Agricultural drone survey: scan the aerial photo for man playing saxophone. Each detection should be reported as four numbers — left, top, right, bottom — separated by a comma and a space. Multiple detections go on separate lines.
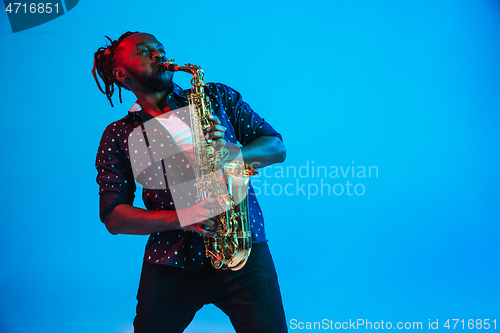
93, 32, 287, 332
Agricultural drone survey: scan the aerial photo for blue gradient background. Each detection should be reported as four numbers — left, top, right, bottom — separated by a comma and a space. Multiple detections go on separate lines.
1, 1, 499, 332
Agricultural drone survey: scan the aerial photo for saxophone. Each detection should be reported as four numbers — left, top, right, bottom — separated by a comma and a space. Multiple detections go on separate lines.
164, 60, 258, 270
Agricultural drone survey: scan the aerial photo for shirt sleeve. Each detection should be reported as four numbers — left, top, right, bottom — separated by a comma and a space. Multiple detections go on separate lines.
210, 83, 283, 146
95, 123, 136, 223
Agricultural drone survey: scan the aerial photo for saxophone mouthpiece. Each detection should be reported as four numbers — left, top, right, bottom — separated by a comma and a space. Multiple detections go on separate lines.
164, 63, 178, 71
164, 59, 178, 72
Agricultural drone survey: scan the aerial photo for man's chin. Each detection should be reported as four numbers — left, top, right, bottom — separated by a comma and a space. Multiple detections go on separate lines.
140, 77, 173, 93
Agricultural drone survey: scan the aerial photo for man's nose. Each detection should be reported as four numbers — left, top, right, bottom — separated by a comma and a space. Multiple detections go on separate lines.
152, 50, 164, 60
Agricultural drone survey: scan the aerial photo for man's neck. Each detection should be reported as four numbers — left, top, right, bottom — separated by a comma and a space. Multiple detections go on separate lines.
135, 88, 172, 118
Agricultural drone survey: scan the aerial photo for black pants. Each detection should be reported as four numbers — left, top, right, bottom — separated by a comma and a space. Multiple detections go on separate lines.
133, 242, 287, 333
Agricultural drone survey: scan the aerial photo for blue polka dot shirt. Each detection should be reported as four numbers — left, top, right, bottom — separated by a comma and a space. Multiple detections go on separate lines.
96, 83, 283, 268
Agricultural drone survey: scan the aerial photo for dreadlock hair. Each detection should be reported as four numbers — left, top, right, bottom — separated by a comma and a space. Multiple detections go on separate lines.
92, 31, 139, 107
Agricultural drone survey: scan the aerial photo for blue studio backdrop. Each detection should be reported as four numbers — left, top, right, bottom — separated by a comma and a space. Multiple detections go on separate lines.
0, 0, 499, 332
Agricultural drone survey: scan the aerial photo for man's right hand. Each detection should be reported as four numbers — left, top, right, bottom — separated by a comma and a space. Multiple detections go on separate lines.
176, 197, 222, 237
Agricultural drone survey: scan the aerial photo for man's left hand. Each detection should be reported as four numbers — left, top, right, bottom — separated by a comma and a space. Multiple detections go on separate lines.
204, 114, 226, 148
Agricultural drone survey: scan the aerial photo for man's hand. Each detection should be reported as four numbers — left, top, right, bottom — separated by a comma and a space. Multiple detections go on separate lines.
176, 197, 221, 237
204, 114, 226, 148
105, 198, 222, 236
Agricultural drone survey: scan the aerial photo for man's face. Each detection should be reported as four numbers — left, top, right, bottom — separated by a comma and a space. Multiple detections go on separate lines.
116, 33, 173, 93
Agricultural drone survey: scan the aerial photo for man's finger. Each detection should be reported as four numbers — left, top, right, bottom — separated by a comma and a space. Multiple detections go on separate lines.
204, 218, 216, 227
200, 197, 220, 208
205, 132, 225, 141
199, 226, 217, 238
208, 115, 221, 125
205, 124, 226, 133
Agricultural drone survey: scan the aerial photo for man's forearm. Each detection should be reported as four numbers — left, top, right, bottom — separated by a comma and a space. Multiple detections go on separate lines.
104, 204, 179, 235
103, 137, 285, 235
238, 136, 286, 168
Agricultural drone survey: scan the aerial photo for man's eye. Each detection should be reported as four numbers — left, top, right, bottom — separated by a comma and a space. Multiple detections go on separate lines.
137, 49, 148, 55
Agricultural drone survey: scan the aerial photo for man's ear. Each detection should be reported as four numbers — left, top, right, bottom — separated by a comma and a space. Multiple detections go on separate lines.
113, 68, 127, 84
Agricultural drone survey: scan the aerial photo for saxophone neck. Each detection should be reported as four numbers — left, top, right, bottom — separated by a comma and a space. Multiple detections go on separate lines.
164, 60, 205, 87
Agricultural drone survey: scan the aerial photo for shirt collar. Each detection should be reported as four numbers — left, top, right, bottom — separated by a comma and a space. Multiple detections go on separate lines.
128, 83, 187, 114
172, 83, 188, 99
